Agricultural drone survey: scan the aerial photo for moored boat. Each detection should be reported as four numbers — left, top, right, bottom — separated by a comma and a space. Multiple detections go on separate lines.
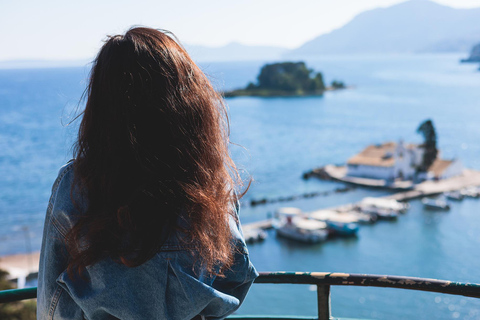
461, 186, 480, 198
422, 197, 450, 210
359, 205, 398, 220
444, 190, 464, 201
244, 228, 267, 243
276, 218, 329, 243
360, 197, 409, 213
325, 221, 359, 237
275, 208, 329, 243
309, 210, 359, 236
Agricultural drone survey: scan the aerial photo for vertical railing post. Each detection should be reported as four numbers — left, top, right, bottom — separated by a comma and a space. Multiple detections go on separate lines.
317, 284, 331, 320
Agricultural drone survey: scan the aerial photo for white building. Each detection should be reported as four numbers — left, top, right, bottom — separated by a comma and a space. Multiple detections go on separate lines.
346, 141, 462, 181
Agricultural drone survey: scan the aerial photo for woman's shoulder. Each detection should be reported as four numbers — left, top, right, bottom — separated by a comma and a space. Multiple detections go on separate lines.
49, 160, 75, 194
47, 160, 81, 238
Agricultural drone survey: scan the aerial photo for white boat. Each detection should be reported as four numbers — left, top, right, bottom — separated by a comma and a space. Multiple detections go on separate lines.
444, 191, 464, 201
422, 197, 450, 210
310, 209, 357, 222
349, 211, 377, 224
309, 210, 359, 236
244, 228, 267, 243
461, 187, 480, 198
360, 197, 409, 213
275, 208, 328, 243
276, 218, 329, 243
275, 207, 303, 217
335, 205, 376, 224
358, 205, 398, 220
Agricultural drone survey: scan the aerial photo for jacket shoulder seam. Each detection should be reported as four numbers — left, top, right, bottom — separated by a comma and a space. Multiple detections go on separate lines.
48, 163, 76, 238
51, 163, 74, 195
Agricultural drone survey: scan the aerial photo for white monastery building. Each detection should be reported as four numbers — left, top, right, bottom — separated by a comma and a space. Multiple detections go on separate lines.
346, 141, 463, 181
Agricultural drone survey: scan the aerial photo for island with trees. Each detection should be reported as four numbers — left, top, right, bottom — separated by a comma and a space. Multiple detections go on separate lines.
224, 61, 346, 97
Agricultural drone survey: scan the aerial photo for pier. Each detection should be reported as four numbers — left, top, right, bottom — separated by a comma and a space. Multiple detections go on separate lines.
243, 168, 480, 232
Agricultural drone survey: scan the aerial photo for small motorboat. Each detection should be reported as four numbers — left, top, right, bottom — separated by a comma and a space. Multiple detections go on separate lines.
359, 205, 398, 220
244, 228, 267, 243
325, 221, 359, 237
422, 197, 450, 210
276, 218, 329, 243
444, 191, 464, 201
309, 210, 360, 236
461, 187, 480, 198
360, 197, 409, 214
275, 207, 328, 243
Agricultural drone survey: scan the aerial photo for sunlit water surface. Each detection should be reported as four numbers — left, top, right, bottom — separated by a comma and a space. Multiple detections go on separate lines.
1, 54, 480, 319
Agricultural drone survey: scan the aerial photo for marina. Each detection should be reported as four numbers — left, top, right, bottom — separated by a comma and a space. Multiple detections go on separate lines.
243, 169, 480, 241
9, 168, 479, 289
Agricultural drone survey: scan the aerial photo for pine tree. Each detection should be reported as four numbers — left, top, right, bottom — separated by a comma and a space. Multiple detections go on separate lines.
416, 119, 438, 172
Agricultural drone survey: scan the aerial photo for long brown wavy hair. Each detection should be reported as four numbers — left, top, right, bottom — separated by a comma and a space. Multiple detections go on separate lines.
67, 27, 243, 277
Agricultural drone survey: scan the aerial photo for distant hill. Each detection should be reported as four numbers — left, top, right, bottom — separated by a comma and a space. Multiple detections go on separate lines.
0, 59, 90, 69
288, 0, 480, 56
0, 44, 288, 67
461, 43, 480, 63
185, 42, 288, 62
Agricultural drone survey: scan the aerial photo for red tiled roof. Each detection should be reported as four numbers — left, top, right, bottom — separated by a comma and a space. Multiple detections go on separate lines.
347, 142, 396, 167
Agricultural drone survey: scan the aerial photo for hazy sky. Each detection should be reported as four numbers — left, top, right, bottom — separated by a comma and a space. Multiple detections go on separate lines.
2, 0, 480, 61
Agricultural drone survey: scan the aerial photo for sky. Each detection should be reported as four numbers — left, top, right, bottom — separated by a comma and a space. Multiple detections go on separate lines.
1, 0, 480, 61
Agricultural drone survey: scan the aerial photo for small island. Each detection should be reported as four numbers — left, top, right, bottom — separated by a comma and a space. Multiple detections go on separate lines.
224, 61, 346, 98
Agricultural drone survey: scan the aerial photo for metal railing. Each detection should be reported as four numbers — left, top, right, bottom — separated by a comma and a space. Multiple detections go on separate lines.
1, 272, 480, 319
0, 286, 36, 304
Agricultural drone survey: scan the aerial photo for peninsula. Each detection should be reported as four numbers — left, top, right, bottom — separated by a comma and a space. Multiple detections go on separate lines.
224, 61, 346, 98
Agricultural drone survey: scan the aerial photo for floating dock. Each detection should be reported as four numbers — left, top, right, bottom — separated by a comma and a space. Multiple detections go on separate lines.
3, 169, 480, 287
243, 168, 480, 231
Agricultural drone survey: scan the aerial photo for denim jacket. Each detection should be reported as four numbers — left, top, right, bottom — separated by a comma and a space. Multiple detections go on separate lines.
37, 162, 258, 320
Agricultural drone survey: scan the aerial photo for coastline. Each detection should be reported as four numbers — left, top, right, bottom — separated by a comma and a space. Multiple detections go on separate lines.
0, 252, 40, 281
223, 86, 349, 98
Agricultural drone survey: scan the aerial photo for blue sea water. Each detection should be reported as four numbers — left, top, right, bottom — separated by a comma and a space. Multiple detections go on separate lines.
1, 54, 480, 319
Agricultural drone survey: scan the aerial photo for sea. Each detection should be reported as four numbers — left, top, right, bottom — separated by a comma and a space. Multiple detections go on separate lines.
1, 54, 480, 319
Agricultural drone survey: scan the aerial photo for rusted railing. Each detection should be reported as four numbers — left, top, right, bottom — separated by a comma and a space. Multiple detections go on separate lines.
1, 272, 480, 320
246, 272, 480, 320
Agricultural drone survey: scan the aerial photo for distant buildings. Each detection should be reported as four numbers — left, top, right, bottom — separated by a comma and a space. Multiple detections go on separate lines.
346, 141, 463, 182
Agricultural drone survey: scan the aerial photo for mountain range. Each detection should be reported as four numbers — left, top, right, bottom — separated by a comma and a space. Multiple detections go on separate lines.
289, 0, 480, 56
185, 43, 287, 62
188, 0, 480, 62
2, 0, 480, 66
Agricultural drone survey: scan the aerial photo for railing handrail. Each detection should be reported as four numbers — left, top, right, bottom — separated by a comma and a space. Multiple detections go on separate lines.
255, 272, 480, 298
0, 287, 36, 303
2, 272, 480, 319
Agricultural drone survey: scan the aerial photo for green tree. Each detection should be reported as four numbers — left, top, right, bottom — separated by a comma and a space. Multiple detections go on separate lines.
256, 62, 325, 93
311, 73, 326, 91
331, 80, 345, 89
416, 119, 438, 172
